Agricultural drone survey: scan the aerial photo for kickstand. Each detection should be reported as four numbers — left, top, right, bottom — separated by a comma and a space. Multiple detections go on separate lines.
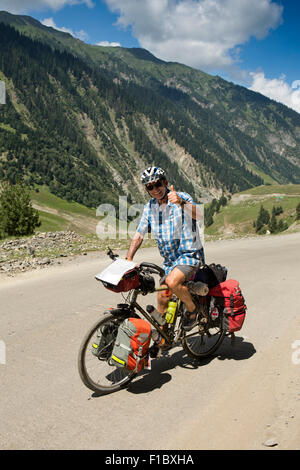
230, 333, 236, 346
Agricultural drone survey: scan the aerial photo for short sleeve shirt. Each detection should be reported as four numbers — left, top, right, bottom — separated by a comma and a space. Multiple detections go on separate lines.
137, 191, 205, 275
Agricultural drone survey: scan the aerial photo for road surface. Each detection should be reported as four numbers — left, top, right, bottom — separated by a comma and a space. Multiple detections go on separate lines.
0, 232, 300, 450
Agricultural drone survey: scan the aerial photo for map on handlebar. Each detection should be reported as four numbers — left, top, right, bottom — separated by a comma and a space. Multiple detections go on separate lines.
95, 259, 136, 286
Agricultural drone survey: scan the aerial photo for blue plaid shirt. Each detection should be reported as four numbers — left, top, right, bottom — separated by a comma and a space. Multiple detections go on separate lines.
137, 190, 205, 275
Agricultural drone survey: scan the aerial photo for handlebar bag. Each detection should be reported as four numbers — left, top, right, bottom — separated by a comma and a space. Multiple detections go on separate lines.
101, 268, 140, 293
208, 279, 247, 333
110, 318, 151, 372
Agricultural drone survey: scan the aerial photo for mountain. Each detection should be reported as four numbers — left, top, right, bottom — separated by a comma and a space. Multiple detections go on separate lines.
1, 11, 300, 208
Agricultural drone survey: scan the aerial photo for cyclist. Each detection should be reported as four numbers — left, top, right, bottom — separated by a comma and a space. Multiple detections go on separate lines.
126, 166, 205, 331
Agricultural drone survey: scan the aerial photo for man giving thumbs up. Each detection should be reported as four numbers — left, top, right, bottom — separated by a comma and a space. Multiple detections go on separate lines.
126, 166, 205, 332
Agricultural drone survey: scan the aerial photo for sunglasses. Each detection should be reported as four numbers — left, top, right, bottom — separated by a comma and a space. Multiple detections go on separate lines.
146, 180, 164, 191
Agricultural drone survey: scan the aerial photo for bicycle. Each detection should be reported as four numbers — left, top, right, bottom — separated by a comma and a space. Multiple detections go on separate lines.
78, 249, 226, 394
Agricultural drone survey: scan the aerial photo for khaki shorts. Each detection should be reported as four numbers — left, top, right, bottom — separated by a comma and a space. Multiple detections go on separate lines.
160, 264, 199, 285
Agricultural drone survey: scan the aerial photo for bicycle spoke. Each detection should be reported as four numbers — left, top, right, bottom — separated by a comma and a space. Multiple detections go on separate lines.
182, 314, 225, 358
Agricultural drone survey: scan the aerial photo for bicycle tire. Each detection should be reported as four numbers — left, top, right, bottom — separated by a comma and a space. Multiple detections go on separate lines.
78, 314, 136, 394
181, 312, 226, 359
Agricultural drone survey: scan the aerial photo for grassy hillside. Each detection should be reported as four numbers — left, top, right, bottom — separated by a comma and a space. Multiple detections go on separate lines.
241, 184, 300, 196
204, 185, 300, 240
30, 186, 98, 234
32, 184, 300, 242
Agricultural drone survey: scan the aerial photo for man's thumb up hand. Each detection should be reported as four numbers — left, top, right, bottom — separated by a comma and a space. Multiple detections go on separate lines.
168, 184, 181, 204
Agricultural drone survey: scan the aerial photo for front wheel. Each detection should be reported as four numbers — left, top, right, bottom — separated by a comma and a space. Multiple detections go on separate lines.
182, 312, 226, 359
78, 314, 136, 394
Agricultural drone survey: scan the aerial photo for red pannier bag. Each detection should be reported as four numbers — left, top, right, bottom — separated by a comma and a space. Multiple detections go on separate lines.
208, 279, 247, 333
100, 268, 140, 293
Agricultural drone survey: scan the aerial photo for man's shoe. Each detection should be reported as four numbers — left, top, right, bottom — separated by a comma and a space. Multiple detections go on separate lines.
182, 313, 199, 331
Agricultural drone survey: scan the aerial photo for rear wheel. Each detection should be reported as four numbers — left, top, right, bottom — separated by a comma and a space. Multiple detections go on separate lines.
182, 311, 226, 359
78, 314, 136, 394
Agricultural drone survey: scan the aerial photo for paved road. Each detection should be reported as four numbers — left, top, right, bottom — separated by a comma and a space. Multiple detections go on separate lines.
1, 233, 300, 450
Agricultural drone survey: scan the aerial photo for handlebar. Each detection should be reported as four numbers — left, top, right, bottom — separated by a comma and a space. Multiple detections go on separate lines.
139, 262, 165, 278
107, 247, 119, 261
106, 248, 165, 278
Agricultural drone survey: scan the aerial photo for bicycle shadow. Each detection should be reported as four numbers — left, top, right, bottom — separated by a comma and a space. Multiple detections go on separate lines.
215, 335, 256, 361
126, 336, 256, 395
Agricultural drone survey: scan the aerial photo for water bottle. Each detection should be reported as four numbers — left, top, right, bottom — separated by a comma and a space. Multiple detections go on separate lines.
165, 296, 177, 324
151, 329, 165, 347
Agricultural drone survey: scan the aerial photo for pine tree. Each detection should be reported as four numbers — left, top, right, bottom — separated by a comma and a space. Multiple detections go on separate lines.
255, 205, 270, 232
205, 212, 214, 227
296, 201, 300, 220
278, 219, 288, 232
262, 206, 270, 225
268, 212, 278, 234
219, 195, 227, 207
273, 205, 283, 216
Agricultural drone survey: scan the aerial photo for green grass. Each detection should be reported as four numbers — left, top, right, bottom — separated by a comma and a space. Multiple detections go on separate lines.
30, 185, 97, 218
239, 184, 300, 196
38, 210, 70, 232
205, 185, 300, 238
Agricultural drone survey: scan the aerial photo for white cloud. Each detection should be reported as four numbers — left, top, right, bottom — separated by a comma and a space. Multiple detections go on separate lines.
104, 0, 283, 72
41, 17, 89, 41
41, 17, 73, 34
249, 72, 300, 114
292, 80, 300, 90
97, 41, 121, 47
0, 0, 94, 14
75, 29, 89, 41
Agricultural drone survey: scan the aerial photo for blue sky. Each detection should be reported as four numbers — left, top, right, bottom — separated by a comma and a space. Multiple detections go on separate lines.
1, 0, 299, 113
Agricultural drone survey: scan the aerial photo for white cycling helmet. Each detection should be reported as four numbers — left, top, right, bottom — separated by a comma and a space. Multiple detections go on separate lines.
141, 166, 166, 185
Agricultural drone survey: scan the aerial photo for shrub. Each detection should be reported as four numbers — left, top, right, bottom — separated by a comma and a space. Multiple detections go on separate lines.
0, 182, 41, 238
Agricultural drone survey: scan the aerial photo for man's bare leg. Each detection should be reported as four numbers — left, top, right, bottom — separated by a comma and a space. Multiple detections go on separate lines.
165, 267, 196, 314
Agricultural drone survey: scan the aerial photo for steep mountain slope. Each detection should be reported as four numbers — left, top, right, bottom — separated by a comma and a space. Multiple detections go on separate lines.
1, 12, 300, 208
